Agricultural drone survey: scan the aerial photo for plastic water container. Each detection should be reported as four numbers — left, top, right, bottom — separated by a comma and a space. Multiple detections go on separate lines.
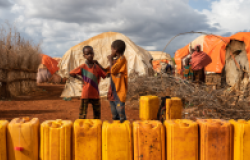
165, 119, 198, 160
73, 119, 102, 160
139, 96, 160, 120
0, 120, 8, 160
197, 119, 232, 160
40, 119, 72, 160
7, 117, 39, 160
230, 119, 250, 160
102, 120, 133, 160
166, 97, 183, 120
133, 120, 165, 160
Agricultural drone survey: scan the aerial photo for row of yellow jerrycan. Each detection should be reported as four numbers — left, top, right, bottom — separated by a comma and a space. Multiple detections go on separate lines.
1, 118, 250, 160
139, 96, 182, 120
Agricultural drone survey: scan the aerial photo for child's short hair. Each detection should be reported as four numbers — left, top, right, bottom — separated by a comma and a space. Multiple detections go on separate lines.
111, 40, 126, 54
83, 46, 93, 54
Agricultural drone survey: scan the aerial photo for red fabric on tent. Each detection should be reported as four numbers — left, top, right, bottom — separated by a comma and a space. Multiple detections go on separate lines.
191, 50, 212, 71
41, 54, 59, 75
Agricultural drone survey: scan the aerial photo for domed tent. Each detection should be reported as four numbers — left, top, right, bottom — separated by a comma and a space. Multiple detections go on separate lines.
57, 32, 154, 97
149, 51, 172, 73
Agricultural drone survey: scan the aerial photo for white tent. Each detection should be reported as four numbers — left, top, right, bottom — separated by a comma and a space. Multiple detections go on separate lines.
57, 32, 154, 97
149, 51, 172, 60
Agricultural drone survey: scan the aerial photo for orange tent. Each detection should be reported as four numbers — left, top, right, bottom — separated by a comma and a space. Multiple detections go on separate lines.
230, 32, 250, 70
152, 59, 169, 73
175, 35, 230, 73
41, 54, 59, 75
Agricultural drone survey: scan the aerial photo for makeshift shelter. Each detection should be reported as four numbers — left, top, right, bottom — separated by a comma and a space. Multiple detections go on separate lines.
57, 32, 154, 97
225, 32, 250, 88
149, 51, 172, 73
37, 54, 61, 83
174, 35, 230, 89
175, 35, 230, 74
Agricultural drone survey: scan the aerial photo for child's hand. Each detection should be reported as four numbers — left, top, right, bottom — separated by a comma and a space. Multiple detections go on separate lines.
93, 60, 99, 65
106, 73, 111, 78
107, 55, 111, 59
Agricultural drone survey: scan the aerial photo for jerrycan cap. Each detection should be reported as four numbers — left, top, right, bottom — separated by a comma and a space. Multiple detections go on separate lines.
14, 147, 24, 151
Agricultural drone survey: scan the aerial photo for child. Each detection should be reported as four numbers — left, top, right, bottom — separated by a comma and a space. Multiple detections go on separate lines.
69, 46, 106, 119
106, 40, 128, 123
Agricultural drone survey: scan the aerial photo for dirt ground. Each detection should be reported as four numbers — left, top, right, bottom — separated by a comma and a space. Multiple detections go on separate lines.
0, 84, 139, 122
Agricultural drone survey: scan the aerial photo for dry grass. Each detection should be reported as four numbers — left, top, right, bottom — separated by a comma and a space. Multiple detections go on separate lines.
0, 24, 42, 71
0, 23, 42, 97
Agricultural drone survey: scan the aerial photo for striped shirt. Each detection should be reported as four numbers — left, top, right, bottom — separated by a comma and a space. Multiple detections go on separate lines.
70, 63, 106, 99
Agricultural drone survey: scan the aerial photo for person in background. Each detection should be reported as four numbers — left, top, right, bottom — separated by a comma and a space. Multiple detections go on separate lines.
165, 63, 172, 75
191, 45, 211, 84
106, 40, 128, 123
183, 58, 193, 81
69, 46, 107, 119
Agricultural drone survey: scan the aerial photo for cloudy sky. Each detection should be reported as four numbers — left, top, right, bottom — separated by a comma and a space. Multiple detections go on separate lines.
0, 0, 249, 57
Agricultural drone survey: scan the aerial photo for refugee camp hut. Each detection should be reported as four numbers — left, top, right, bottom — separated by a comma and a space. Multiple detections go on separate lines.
0, 33, 41, 98
225, 32, 250, 100
37, 54, 62, 84
175, 35, 230, 88
149, 51, 172, 73
57, 32, 154, 97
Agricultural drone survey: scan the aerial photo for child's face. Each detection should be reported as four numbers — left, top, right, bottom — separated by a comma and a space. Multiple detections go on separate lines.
83, 48, 94, 63
111, 46, 117, 57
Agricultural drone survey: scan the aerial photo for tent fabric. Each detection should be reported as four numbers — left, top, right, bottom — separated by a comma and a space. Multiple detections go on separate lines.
53, 57, 61, 63
191, 50, 212, 71
152, 60, 168, 73
175, 35, 230, 73
230, 32, 250, 70
149, 51, 171, 73
57, 32, 154, 97
41, 54, 59, 75
37, 68, 52, 83
149, 51, 172, 60
175, 44, 189, 74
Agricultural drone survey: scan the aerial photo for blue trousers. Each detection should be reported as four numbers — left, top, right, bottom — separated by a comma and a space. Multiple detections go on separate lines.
110, 101, 127, 122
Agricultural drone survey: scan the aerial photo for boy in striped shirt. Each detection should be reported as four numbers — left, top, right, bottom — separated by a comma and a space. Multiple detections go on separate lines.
70, 46, 106, 119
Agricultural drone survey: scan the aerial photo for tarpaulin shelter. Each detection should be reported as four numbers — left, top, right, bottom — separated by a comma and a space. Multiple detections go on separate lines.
57, 32, 154, 97
225, 32, 250, 87
149, 51, 172, 73
37, 54, 61, 83
175, 35, 230, 74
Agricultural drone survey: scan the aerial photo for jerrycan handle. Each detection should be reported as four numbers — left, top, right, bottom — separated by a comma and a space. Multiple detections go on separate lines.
14, 146, 24, 151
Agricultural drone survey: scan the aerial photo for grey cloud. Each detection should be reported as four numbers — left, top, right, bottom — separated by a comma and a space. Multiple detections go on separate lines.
10, 0, 218, 57
0, 0, 12, 8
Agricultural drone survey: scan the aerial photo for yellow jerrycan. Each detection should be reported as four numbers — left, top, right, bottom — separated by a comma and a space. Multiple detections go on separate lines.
166, 97, 183, 120
40, 119, 72, 160
164, 119, 198, 160
197, 119, 232, 160
7, 117, 39, 160
229, 119, 250, 160
0, 120, 8, 160
73, 119, 102, 160
133, 120, 165, 160
102, 120, 133, 160
139, 96, 160, 120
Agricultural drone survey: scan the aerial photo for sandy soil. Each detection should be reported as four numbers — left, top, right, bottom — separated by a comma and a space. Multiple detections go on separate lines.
0, 84, 139, 122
